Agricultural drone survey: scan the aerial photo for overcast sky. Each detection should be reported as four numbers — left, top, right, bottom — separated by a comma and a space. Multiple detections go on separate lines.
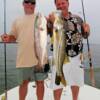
0, 0, 100, 44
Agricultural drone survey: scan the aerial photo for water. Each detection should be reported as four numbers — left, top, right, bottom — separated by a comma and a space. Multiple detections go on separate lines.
0, 43, 100, 94
0, 44, 18, 94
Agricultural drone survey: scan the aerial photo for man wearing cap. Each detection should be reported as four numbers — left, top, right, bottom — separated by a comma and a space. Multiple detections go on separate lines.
1, 0, 48, 100
47, 0, 90, 100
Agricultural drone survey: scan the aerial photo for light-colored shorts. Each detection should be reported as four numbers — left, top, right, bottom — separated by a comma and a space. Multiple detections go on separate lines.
50, 54, 84, 90
16, 66, 48, 85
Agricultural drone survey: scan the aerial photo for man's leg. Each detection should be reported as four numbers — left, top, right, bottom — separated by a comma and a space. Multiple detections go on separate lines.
19, 80, 29, 100
36, 81, 44, 100
53, 88, 63, 100
71, 86, 79, 100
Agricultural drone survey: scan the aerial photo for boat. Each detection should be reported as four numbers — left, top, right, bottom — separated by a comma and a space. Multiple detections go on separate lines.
0, 78, 100, 100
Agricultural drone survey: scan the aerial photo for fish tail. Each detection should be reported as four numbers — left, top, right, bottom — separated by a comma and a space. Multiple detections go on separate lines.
55, 73, 61, 85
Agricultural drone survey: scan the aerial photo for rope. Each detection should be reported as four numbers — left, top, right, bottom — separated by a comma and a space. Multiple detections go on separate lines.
81, 0, 95, 87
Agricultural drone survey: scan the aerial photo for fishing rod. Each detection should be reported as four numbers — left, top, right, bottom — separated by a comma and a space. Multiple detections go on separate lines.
3, 0, 8, 99
81, 0, 95, 87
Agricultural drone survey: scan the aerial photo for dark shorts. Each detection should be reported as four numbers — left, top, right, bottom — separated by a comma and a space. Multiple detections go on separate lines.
16, 67, 48, 85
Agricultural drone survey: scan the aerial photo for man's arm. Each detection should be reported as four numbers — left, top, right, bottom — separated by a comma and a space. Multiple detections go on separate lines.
74, 14, 90, 39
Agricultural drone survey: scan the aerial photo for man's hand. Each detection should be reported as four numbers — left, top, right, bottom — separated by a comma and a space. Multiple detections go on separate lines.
37, 62, 42, 68
1, 34, 10, 42
48, 12, 55, 24
83, 23, 90, 33
82, 23, 90, 38
1, 34, 16, 42
34, 62, 43, 72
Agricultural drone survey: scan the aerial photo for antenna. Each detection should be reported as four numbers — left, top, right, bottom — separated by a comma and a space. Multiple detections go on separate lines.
3, 0, 8, 99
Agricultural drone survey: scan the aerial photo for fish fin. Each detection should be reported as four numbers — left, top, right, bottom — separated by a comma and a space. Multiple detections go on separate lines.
64, 55, 70, 64
61, 76, 67, 86
1, 95, 6, 100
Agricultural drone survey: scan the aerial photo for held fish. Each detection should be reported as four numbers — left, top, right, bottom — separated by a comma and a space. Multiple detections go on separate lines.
34, 13, 47, 68
53, 12, 69, 86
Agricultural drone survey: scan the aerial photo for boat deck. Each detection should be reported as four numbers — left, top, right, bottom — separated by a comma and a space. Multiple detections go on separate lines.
0, 80, 100, 100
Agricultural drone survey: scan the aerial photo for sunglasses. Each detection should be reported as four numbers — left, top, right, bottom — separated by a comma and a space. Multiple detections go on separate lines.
24, 1, 36, 5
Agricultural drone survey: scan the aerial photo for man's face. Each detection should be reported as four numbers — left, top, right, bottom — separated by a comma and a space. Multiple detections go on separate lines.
55, 0, 69, 11
23, 1, 35, 14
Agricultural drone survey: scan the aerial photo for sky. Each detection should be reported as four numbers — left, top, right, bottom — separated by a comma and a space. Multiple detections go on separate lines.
0, 0, 100, 44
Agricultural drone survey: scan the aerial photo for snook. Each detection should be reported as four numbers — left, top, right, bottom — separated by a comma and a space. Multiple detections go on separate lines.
34, 13, 47, 68
53, 14, 69, 86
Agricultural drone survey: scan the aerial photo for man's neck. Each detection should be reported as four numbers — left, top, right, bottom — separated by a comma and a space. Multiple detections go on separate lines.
25, 11, 34, 15
62, 11, 71, 20
62, 11, 69, 19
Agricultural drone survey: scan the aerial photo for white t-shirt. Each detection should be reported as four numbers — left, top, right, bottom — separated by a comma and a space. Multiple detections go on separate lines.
9, 14, 38, 68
